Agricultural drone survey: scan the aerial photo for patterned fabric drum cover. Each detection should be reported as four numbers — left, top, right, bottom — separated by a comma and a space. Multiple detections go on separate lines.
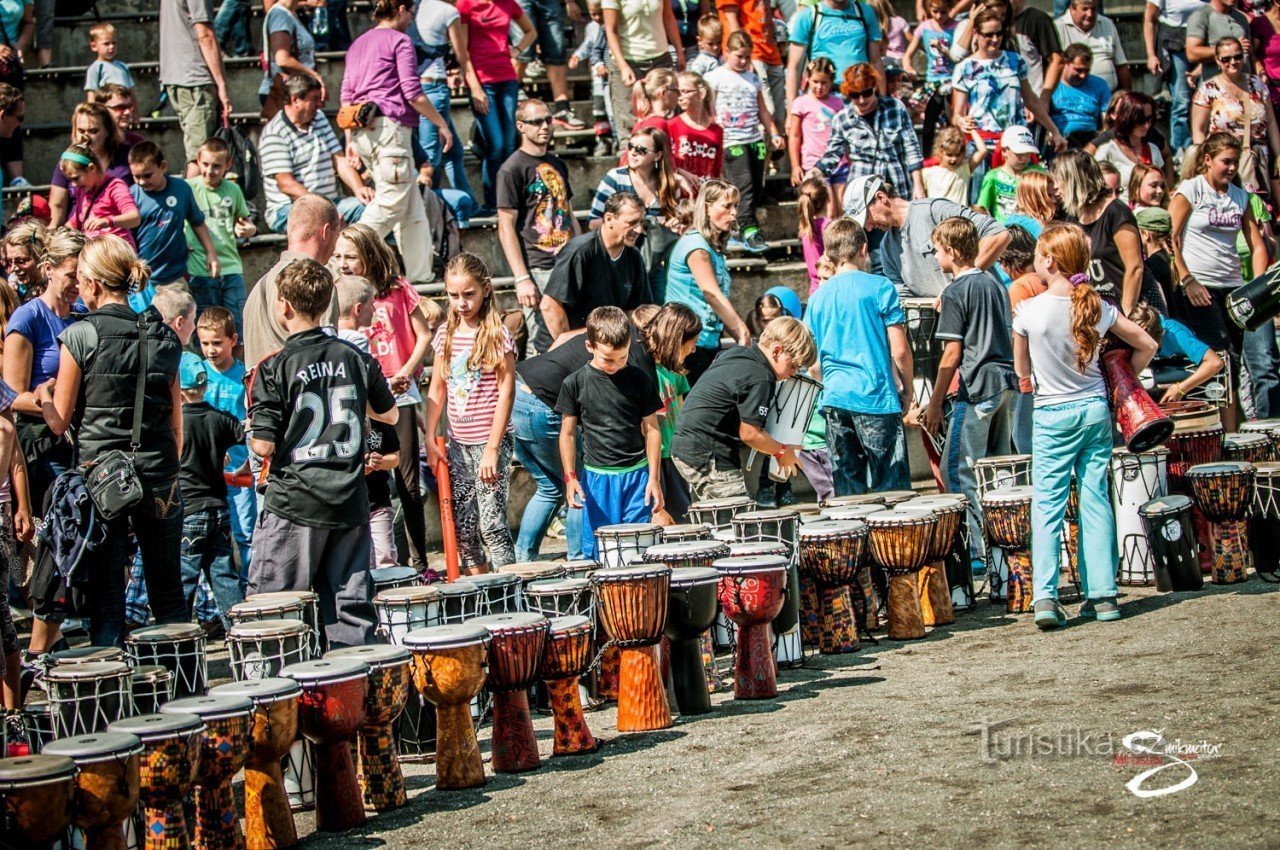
42, 731, 144, 850
326, 644, 413, 811
160, 696, 254, 850
108, 712, 205, 850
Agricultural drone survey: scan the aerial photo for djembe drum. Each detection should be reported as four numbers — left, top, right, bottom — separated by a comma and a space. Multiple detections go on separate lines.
1223, 432, 1273, 463
902, 495, 963, 626
370, 566, 420, 595
903, 297, 943, 404
227, 619, 314, 681
1186, 462, 1257, 584
374, 585, 443, 645
981, 487, 1035, 613
0, 754, 76, 848
403, 624, 491, 790
229, 591, 322, 658
108, 712, 204, 850
1253, 462, 1280, 574
1101, 346, 1174, 452
497, 561, 568, 609
661, 523, 714, 542
130, 666, 175, 716
326, 644, 413, 810
42, 732, 143, 850
1139, 495, 1203, 592
975, 454, 1032, 601
594, 523, 664, 569
719, 540, 791, 648
126, 624, 208, 699
732, 508, 803, 667
539, 615, 598, 754
645, 540, 731, 692
46, 661, 132, 738
663, 567, 721, 714
866, 508, 938, 637
1111, 448, 1169, 586
472, 613, 549, 772
437, 580, 485, 623
796, 521, 867, 654
279, 659, 370, 832
591, 565, 672, 731
714, 555, 788, 699
207, 678, 302, 850
20, 700, 56, 754
524, 577, 594, 618
816, 505, 885, 627
466, 573, 523, 615
161, 696, 253, 850
687, 496, 754, 529
1164, 409, 1224, 574
1238, 418, 1280, 458
561, 559, 600, 578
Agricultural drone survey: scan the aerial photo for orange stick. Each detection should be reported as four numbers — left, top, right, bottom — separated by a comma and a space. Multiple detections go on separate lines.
435, 435, 461, 581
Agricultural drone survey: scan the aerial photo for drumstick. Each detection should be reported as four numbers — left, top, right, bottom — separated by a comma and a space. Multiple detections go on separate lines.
435, 435, 461, 581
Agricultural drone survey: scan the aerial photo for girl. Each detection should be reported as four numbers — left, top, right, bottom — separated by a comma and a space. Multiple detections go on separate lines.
2, 219, 45, 298
1127, 162, 1166, 212
797, 177, 831, 294
921, 124, 987, 205
1003, 170, 1058, 239
1011, 223, 1159, 630
788, 58, 844, 212
668, 71, 724, 181
424, 252, 518, 574
902, 0, 957, 156
60, 144, 139, 246
638, 302, 702, 522
868, 0, 909, 61
632, 68, 680, 139
48, 102, 134, 229
746, 292, 793, 509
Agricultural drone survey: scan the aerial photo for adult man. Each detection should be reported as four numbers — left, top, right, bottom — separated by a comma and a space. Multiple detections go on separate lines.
96, 83, 144, 137
259, 75, 371, 234
1051, 44, 1112, 145
497, 98, 580, 356
516, 0, 588, 130
720, 0, 786, 124
537, 192, 649, 351
1145, 0, 1206, 152
1186, 0, 1248, 82
785, 0, 884, 105
1013, 0, 1064, 97
844, 174, 1010, 298
159, 0, 233, 169
243, 195, 342, 371
1055, 0, 1131, 91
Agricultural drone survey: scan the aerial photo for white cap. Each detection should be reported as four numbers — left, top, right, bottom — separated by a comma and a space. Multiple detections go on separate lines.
1000, 125, 1039, 155
842, 174, 885, 227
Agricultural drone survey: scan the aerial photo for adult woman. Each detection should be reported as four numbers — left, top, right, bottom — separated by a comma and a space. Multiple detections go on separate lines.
414, 0, 478, 203
1050, 150, 1153, 315
1191, 37, 1280, 199
259, 0, 324, 118
1170, 134, 1275, 427
331, 224, 435, 574
1252, 1, 1280, 105
457, 0, 535, 212
0, 0, 32, 184
602, 0, 684, 140
1092, 91, 1173, 195
2, 219, 44, 298
341, 0, 453, 284
35, 235, 185, 648
668, 70, 723, 180
813, 62, 925, 200
664, 179, 751, 383
1002, 170, 1057, 239
48, 103, 133, 229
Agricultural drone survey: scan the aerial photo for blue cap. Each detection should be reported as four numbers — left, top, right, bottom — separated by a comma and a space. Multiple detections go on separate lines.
765, 286, 802, 319
179, 352, 207, 391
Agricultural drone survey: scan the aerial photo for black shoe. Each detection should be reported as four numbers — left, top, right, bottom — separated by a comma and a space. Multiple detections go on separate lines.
755, 489, 778, 510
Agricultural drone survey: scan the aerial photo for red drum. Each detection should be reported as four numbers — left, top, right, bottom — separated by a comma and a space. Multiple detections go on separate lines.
719, 540, 789, 650
903, 495, 964, 626
160, 696, 253, 850
326, 644, 413, 811
279, 659, 371, 832
471, 613, 550, 772
1102, 347, 1174, 453
0, 754, 77, 847
42, 732, 143, 850
797, 521, 868, 654
981, 487, 1035, 614
108, 713, 204, 850
539, 615, 597, 755
714, 556, 788, 699
591, 566, 673, 731
403, 624, 491, 791
865, 508, 938, 638
1187, 462, 1256, 584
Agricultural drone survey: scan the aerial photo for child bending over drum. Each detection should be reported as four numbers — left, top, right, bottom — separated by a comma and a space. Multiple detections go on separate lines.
1129, 302, 1226, 406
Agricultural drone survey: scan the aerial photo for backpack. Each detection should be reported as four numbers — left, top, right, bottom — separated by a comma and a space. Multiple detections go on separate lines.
215, 125, 263, 203
422, 186, 462, 273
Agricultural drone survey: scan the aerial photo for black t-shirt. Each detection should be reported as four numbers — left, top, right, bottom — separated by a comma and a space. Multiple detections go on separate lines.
534, 231, 651, 352
935, 269, 1018, 403
365, 419, 400, 510
250, 328, 396, 529
555, 361, 662, 469
496, 150, 575, 271
179, 401, 245, 514
670, 345, 775, 471
516, 330, 652, 409
1083, 199, 1138, 303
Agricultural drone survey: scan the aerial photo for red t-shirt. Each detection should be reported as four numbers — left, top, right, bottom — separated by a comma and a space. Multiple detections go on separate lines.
667, 114, 724, 180
457, 0, 522, 84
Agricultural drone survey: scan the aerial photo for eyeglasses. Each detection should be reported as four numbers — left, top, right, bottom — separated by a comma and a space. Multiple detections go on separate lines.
978, 28, 1004, 39
520, 116, 552, 127
628, 143, 654, 156
1218, 53, 1245, 64
849, 87, 877, 100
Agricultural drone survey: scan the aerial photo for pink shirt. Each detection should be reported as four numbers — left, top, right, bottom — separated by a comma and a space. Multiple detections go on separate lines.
432, 322, 516, 444
803, 216, 827, 295
789, 92, 844, 173
457, 0, 523, 84
363, 278, 423, 380
68, 176, 138, 247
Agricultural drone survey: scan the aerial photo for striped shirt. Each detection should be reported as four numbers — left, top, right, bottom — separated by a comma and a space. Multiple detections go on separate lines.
431, 323, 516, 445
589, 167, 661, 223
259, 110, 344, 226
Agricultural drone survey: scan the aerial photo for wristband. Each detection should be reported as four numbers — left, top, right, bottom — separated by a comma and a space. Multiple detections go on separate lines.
772, 447, 787, 461
563, 471, 577, 483
515, 274, 533, 284
1179, 274, 1196, 290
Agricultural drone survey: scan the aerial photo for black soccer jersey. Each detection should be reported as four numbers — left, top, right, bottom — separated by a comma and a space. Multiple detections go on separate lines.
250, 327, 396, 529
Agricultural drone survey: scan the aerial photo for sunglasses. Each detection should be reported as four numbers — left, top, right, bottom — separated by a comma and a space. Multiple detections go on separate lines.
849, 87, 877, 100
628, 142, 654, 156
1218, 53, 1244, 63
978, 28, 1004, 38
520, 115, 552, 127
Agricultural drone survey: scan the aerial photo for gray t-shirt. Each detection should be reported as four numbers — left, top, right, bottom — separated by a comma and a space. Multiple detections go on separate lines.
160, 0, 215, 88
934, 268, 1019, 402
259, 4, 317, 96
1012, 293, 1118, 407
1186, 6, 1248, 82
881, 199, 1007, 298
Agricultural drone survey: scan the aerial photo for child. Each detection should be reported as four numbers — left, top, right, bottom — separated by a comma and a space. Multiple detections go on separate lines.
248, 258, 397, 649
334, 273, 376, 351
1000, 224, 1040, 455
868, 0, 909, 60
632, 69, 680, 139
922, 124, 986, 205
797, 177, 831, 294
902, 0, 957, 154
706, 31, 783, 254
668, 72, 724, 181
177, 352, 246, 631
1136, 207, 1174, 306
1012, 223, 1159, 629
975, 125, 1045, 221
84, 23, 134, 99
637, 302, 702, 523
186, 137, 256, 335
558, 306, 664, 556
1098, 160, 1122, 200
1128, 162, 1166, 212
129, 142, 217, 312
1130, 301, 1225, 405
568, 0, 614, 157
423, 253, 518, 574
921, 218, 1019, 573
747, 292, 799, 509
788, 59, 843, 212
61, 144, 139, 245
688, 16, 723, 77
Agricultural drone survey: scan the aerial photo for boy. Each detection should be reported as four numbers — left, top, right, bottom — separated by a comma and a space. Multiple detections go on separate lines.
975, 126, 1046, 222
705, 31, 784, 253
557, 306, 664, 559
672, 316, 817, 500
248, 258, 398, 649
129, 142, 217, 308
186, 137, 256, 335
920, 216, 1018, 576
197, 307, 256, 578
334, 274, 376, 351
688, 16, 724, 76
569, 0, 613, 156
84, 23, 135, 99
177, 352, 246, 630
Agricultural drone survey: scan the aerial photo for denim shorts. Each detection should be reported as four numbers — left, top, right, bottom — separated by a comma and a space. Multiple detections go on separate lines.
517, 0, 568, 66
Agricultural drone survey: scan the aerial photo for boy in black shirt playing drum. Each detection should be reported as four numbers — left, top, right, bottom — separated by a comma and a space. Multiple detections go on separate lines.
247, 259, 398, 649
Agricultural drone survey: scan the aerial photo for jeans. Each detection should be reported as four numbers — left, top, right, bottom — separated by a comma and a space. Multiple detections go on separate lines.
1167, 47, 1191, 152
180, 507, 244, 631
420, 80, 476, 201
512, 384, 583, 561
824, 407, 911, 495
517, 0, 568, 65
1242, 320, 1280, 419
1012, 390, 1034, 455
269, 196, 365, 234
214, 0, 253, 56
1030, 397, 1118, 603
474, 80, 521, 209
228, 485, 256, 579
944, 389, 1017, 561
189, 274, 247, 336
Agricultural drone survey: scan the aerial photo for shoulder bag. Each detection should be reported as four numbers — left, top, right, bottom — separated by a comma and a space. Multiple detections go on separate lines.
82, 313, 148, 521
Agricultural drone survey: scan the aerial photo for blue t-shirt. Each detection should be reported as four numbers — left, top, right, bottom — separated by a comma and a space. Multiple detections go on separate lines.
1050, 75, 1110, 137
204, 358, 249, 471
1157, 317, 1211, 365
917, 20, 956, 82
804, 269, 906, 415
1001, 213, 1044, 240
788, 2, 882, 79
666, 233, 732, 349
131, 177, 205, 284
5, 298, 77, 389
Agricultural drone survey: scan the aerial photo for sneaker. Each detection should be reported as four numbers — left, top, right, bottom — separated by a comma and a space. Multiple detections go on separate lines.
546, 515, 566, 540
727, 234, 749, 252
778, 490, 797, 507
1033, 599, 1066, 631
553, 102, 585, 130
200, 619, 226, 641
755, 489, 778, 510
1083, 597, 1121, 621
20, 654, 44, 699
526, 59, 547, 79
7, 176, 29, 189
741, 229, 769, 254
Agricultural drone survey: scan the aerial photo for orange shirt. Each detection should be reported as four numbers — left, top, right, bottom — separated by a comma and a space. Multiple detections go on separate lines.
1009, 273, 1047, 309
719, 0, 783, 66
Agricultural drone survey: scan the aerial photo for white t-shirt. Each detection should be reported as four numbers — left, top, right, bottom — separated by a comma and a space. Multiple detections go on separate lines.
923, 164, 969, 205
1148, 0, 1208, 29
1092, 139, 1164, 198
1012, 293, 1118, 407
1175, 175, 1248, 288
415, 0, 461, 78
601, 0, 666, 61
705, 66, 764, 146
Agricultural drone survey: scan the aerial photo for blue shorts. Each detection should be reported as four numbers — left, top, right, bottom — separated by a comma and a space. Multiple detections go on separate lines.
517, 0, 567, 66
580, 464, 650, 558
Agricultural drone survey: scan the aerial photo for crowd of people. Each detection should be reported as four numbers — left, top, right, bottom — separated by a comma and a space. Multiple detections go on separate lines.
0, 0, 1276, 710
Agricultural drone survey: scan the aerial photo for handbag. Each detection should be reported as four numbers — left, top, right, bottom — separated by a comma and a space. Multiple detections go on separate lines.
82, 313, 148, 521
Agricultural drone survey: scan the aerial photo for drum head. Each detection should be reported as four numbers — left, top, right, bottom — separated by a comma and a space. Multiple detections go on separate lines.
547, 615, 591, 634
668, 566, 721, 587
231, 591, 317, 617
374, 585, 441, 605
1239, 418, 1280, 434
644, 541, 730, 560
1187, 461, 1253, 477
209, 677, 302, 703
690, 497, 752, 510
127, 623, 204, 643
734, 508, 800, 524
161, 695, 254, 721
726, 540, 788, 557
820, 505, 887, 521
281, 658, 370, 685
1139, 494, 1193, 517
462, 573, 520, 589
228, 619, 310, 639
471, 612, 549, 632
46, 660, 130, 681
436, 581, 483, 598
595, 522, 663, 536
865, 507, 938, 524
980, 486, 1035, 506
561, 560, 599, 577
327, 644, 412, 668
496, 562, 567, 581
799, 520, 865, 539
660, 523, 713, 541
370, 566, 420, 586
110, 712, 204, 741
590, 565, 672, 583
713, 554, 789, 576
403, 623, 490, 650
0, 754, 76, 789
1224, 433, 1268, 448
131, 665, 171, 685
525, 578, 592, 596
46, 645, 124, 665
820, 494, 886, 508
1256, 461, 1280, 478
42, 732, 144, 763
907, 493, 968, 508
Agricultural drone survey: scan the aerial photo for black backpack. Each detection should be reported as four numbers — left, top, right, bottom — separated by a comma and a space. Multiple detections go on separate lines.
423, 187, 462, 275
215, 125, 263, 203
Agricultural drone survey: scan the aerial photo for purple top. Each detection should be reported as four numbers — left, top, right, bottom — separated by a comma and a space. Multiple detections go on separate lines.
51, 142, 134, 191
340, 27, 421, 127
